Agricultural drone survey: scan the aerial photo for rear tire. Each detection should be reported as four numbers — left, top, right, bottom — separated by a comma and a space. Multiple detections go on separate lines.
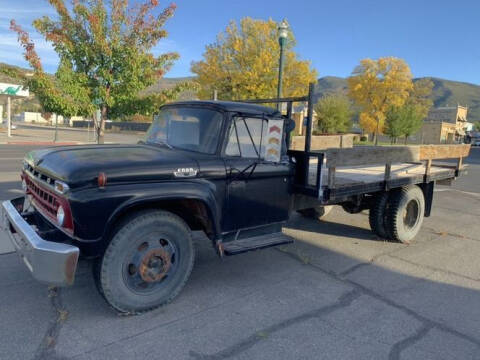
369, 192, 389, 239
297, 205, 333, 220
385, 186, 425, 244
94, 210, 195, 314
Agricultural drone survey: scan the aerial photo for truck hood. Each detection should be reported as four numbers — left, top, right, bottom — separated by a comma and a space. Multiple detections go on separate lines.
25, 144, 199, 187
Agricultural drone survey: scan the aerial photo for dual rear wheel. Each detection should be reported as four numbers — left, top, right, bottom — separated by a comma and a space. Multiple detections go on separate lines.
369, 186, 425, 244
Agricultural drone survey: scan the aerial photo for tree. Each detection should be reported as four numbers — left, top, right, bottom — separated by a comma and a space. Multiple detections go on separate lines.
10, 0, 190, 143
408, 78, 434, 119
314, 94, 352, 134
348, 57, 413, 145
402, 105, 423, 143
385, 104, 422, 144
384, 106, 406, 143
474, 121, 480, 131
191, 18, 317, 100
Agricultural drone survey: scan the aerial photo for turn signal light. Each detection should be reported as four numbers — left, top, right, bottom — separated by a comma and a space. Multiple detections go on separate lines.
98, 172, 107, 188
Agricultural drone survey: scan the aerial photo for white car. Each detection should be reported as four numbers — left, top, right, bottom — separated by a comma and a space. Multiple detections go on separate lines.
473, 140, 480, 146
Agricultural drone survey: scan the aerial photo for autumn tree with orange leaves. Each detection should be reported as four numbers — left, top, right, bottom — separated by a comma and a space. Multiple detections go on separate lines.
10, 0, 189, 143
191, 18, 317, 100
348, 57, 413, 145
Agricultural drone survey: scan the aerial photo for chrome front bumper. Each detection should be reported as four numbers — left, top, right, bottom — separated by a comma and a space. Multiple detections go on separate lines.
1, 197, 79, 286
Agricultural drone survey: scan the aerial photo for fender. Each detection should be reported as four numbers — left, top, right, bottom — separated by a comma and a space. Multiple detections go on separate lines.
68, 180, 224, 243
105, 180, 221, 238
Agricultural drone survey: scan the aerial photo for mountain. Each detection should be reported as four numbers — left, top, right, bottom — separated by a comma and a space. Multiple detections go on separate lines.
2, 62, 480, 121
314, 76, 480, 122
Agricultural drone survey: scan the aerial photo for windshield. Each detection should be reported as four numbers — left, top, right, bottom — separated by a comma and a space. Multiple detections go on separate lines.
145, 107, 224, 154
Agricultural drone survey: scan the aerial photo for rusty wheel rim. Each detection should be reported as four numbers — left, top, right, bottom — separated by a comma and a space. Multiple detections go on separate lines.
122, 236, 178, 294
139, 248, 171, 283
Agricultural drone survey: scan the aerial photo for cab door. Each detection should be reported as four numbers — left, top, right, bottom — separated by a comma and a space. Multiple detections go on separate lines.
222, 116, 293, 231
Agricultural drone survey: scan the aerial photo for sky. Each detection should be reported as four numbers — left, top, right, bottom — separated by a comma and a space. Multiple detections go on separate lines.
1, 0, 479, 84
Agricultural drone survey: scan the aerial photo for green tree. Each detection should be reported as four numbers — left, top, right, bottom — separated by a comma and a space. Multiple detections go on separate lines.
474, 121, 480, 131
191, 17, 317, 100
10, 0, 191, 143
384, 106, 406, 143
314, 94, 352, 134
402, 105, 423, 143
385, 104, 423, 144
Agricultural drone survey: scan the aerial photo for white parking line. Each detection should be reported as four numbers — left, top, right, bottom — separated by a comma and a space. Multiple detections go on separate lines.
435, 187, 480, 198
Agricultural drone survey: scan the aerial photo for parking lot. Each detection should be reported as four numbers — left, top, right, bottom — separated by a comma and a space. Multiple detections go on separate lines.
1, 144, 479, 360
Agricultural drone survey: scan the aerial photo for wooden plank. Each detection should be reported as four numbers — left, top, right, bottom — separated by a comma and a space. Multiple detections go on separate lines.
326, 144, 471, 168
419, 144, 470, 160
326, 146, 420, 167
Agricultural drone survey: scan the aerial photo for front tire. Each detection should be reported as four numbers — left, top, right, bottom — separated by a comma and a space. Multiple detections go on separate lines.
385, 186, 425, 244
94, 210, 195, 314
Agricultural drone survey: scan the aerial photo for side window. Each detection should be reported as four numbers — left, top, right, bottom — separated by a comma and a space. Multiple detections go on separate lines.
225, 117, 267, 158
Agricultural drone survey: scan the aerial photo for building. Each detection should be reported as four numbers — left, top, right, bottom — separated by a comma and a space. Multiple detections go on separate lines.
415, 105, 468, 144
16, 112, 84, 126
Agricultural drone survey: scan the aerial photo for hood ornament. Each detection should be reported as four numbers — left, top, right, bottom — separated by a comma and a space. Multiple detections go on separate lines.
174, 167, 198, 178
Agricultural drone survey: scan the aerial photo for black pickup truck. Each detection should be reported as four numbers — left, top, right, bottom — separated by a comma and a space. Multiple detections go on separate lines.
1, 86, 470, 314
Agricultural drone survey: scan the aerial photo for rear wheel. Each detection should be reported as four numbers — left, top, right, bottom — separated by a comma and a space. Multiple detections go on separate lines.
369, 192, 389, 239
94, 210, 195, 314
385, 186, 425, 244
297, 205, 333, 220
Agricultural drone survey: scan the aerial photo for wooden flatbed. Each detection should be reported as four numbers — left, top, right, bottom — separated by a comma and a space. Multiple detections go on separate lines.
290, 144, 471, 202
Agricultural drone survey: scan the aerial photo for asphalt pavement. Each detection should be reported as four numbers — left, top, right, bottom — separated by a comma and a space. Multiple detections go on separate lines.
0, 144, 479, 360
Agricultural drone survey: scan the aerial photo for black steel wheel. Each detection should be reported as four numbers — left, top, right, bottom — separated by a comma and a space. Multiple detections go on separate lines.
297, 205, 333, 220
369, 192, 390, 239
385, 186, 425, 244
94, 210, 195, 314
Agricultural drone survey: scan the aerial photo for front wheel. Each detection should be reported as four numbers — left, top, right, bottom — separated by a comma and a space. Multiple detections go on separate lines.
94, 210, 195, 314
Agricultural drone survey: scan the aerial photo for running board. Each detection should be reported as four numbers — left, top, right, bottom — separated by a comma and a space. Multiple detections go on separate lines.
222, 232, 294, 256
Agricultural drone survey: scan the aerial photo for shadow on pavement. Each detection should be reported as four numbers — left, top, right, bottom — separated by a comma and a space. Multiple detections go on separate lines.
1, 221, 478, 359
287, 212, 379, 242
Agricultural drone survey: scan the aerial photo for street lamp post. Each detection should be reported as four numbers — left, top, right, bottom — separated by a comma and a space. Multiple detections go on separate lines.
276, 19, 288, 111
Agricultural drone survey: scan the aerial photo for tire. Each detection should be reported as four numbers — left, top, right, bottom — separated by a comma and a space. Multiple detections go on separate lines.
297, 205, 333, 220
94, 210, 195, 314
369, 192, 389, 239
385, 186, 425, 244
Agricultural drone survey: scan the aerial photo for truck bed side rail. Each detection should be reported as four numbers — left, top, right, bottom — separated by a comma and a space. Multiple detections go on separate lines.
324, 144, 470, 200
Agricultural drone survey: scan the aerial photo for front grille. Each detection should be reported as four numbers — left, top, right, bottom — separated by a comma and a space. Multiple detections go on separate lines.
25, 164, 56, 186
24, 171, 60, 219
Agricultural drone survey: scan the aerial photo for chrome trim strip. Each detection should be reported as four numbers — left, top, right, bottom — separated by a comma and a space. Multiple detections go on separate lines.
1, 199, 79, 286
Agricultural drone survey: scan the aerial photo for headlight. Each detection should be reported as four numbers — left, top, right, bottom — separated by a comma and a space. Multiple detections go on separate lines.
57, 206, 65, 226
